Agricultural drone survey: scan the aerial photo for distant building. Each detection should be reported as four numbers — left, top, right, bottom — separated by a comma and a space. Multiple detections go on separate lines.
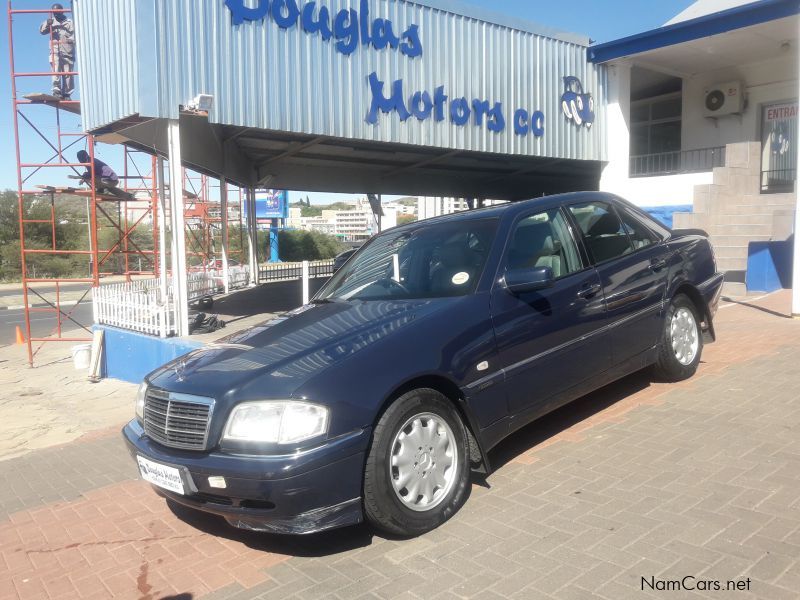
417, 197, 508, 220
288, 199, 397, 240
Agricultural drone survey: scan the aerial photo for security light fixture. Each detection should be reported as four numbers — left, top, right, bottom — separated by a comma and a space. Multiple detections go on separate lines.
187, 94, 213, 113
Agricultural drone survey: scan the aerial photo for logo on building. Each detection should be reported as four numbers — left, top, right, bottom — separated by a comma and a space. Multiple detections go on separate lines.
560, 76, 594, 128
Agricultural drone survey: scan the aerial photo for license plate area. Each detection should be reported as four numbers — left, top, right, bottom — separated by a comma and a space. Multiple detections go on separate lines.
137, 455, 186, 495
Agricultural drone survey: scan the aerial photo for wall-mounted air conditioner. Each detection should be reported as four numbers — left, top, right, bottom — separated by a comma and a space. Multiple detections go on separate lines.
703, 81, 745, 117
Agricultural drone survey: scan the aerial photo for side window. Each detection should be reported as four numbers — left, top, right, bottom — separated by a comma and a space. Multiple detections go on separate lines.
618, 208, 658, 250
569, 202, 633, 263
507, 209, 582, 279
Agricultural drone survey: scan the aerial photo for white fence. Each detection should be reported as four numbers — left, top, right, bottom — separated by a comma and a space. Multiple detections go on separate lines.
93, 267, 250, 337
93, 261, 333, 338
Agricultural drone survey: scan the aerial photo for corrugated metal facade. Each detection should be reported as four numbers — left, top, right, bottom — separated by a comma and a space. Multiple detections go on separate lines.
75, 0, 606, 161
73, 0, 140, 133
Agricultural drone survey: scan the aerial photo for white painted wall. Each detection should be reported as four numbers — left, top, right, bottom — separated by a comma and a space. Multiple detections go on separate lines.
601, 51, 797, 208
610, 172, 713, 207
681, 52, 797, 150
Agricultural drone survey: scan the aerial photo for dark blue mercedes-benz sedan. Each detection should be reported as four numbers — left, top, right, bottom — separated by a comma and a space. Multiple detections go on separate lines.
123, 192, 724, 537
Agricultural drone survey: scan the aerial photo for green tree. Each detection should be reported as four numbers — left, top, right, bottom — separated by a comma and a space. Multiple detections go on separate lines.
397, 214, 417, 226
278, 230, 345, 262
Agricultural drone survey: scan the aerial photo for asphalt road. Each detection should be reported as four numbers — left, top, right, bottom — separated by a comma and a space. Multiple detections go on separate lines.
0, 304, 94, 343
0, 282, 94, 299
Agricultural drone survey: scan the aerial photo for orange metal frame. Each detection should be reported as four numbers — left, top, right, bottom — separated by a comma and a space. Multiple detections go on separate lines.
7, 1, 159, 364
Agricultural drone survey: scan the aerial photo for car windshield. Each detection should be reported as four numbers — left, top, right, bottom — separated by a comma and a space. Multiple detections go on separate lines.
316, 218, 499, 301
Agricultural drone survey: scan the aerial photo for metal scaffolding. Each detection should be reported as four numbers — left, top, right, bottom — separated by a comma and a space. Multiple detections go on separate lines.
6, 0, 254, 364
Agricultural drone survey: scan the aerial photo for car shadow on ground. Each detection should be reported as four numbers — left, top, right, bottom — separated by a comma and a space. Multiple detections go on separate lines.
485, 369, 654, 472
165, 367, 662, 557
721, 296, 791, 319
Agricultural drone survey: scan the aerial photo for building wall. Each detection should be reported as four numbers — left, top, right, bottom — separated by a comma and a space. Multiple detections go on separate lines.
74, 0, 607, 162
609, 172, 714, 208
681, 52, 797, 151
601, 51, 797, 209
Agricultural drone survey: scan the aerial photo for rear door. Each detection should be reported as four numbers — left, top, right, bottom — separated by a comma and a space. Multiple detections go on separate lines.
490, 206, 609, 419
567, 200, 670, 365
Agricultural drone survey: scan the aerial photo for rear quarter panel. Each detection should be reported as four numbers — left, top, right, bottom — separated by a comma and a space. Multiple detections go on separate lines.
665, 235, 717, 295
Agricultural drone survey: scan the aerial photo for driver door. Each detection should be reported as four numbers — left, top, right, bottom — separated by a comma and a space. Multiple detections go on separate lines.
490, 207, 610, 420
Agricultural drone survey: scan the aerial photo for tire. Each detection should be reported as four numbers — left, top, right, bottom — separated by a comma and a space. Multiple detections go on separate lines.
364, 388, 470, 537
652, 294, 703, 382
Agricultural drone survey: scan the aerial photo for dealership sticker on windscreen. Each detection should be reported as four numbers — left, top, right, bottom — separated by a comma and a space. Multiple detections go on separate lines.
137, 455, 185, 495
452, 272, 470, 285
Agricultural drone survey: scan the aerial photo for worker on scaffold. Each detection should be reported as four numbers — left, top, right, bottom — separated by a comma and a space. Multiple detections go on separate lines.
39, 3, 75, 100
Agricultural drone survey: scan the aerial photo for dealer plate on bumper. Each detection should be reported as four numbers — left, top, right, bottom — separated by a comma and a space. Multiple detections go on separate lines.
137, 455, 185, 495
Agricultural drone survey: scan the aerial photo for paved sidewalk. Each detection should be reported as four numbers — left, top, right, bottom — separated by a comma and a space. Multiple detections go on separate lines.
0, 292, 798, 599
0, 343, 133, 461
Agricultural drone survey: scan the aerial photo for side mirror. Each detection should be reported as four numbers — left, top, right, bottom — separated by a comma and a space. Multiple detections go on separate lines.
504, 266, 555, 294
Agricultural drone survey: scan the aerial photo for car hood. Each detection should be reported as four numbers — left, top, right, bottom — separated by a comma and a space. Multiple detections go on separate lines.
146, 299, 449, 400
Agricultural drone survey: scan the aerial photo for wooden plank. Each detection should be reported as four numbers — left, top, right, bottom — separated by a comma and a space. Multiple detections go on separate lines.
34, 183, 135, 202
23, 93, 81, 115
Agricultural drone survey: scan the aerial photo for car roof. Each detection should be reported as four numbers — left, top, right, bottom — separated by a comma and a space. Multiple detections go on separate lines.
393, 191, 622, 232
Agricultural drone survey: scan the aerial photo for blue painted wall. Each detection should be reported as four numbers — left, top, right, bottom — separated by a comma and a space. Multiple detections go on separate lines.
97, 326, 203, 384
641, 205, 693, 230
747, 239, 793, 292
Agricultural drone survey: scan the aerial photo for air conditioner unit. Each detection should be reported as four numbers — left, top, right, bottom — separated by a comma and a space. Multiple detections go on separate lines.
703, 81, 745, 117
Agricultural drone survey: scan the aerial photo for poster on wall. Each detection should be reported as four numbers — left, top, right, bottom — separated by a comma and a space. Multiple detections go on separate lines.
761, 101, 797, 193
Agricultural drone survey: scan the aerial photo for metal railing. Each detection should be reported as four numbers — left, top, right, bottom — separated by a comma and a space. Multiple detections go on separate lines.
92, 269, 245, 337
761, 168, 797, 194
258, 259, 335, 283
94, 261, 333, 338
630, 146, 726, 178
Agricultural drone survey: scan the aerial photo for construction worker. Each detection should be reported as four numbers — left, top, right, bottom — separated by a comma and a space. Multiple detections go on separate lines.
39, 3, 75, 100
77, 150, 119, 192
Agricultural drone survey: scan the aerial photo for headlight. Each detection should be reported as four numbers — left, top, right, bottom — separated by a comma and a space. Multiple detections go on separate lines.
134, 382, 147, 422
223, 401, 329, 444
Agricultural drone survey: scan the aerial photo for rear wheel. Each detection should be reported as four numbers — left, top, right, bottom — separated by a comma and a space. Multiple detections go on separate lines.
364, 389, 470, 537
653, 294, 703, 382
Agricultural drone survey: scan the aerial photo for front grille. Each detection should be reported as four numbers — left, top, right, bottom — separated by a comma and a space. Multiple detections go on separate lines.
143, 389, 215, 450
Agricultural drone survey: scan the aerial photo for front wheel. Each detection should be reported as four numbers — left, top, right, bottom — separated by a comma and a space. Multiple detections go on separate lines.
363, 389, 470, 537
652, 294, 703, 382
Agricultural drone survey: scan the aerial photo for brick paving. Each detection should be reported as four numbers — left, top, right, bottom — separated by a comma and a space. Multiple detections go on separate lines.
1, 291, 799, 599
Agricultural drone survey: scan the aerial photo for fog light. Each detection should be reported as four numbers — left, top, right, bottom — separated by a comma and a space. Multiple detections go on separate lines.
208, 476, 227, 489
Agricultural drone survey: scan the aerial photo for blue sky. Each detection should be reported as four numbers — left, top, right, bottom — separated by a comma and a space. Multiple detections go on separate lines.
0, 0, 694, 202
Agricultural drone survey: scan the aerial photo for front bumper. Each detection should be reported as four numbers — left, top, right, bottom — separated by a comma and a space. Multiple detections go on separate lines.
122, 420, 369, 535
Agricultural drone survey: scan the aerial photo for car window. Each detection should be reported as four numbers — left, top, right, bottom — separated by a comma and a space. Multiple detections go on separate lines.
617, 208, 659, 250
317, 219, 499, 301
506, 209, 582, 279
568, 201, 634, 263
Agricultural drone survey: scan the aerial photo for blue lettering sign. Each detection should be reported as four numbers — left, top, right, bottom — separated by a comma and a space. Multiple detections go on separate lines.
514, 108, 529, 135
366, 72, 411, 124
225, 0, 269, 25
531, 110, 545, 136
271, 0, 300, 28
333, 9, 359, 55
365, 73, 544, 137
410, 91, 433, 121
225, 0, 423, 59
301, 2, 332, 40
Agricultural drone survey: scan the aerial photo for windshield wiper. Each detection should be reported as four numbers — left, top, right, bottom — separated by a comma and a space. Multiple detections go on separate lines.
310, 297, 347, 305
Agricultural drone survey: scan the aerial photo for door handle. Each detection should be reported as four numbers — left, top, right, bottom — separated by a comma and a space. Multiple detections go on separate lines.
649, 258, 668, 271
577, 283, 601, 299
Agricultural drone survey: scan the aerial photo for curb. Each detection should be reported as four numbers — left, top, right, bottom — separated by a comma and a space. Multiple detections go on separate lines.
0, 300, 81, 311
